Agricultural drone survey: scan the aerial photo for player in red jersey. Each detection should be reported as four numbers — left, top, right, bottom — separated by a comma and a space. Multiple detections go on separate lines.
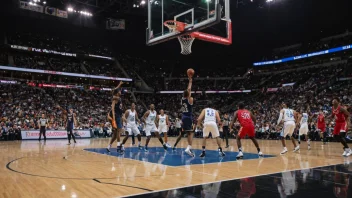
317, 110, 327, 144
331, 98, 351, 157
230, 102, 263, 159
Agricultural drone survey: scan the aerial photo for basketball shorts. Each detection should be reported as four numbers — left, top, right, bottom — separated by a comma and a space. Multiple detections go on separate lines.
238, 125, 255, 139
299, 123, 309, 135
182, 117, 193, 132
281, 121, 295, 137
317, 124, 326, 133
112, 117, 123, 129
158, 125, 168, 133
145, 123, 158, 136
126, 124, 140, 136
333, 122, 346, 135
203, 121, 219, 138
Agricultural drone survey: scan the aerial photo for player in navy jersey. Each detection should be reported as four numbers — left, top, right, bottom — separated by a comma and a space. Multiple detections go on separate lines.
109, 81, 125, 154
57, 106, 77, 145
173, 77, 195, 157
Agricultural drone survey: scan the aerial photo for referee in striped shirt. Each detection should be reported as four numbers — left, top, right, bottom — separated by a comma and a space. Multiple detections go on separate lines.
38, 113, 48, 141
222, 113, 230, 148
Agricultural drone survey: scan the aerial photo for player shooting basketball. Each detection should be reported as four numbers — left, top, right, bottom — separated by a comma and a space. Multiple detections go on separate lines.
173, 69, 195, 157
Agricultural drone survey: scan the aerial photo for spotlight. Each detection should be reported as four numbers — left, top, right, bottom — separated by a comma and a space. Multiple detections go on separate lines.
43, 1, 46, 4
141, 0, 146, 5
67, 7, 73, 12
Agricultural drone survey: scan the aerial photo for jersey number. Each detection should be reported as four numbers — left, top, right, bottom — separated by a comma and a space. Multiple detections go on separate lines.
286, 111, 293, 118
181, 103, 188, 113
241, 112, 250, 119
207, 110, 214, 117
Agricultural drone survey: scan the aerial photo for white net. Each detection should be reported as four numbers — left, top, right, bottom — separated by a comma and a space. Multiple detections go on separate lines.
164, 21, 195, 55
178, 34, 195, 55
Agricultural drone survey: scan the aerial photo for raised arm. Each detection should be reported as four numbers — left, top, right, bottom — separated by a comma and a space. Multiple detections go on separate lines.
113, 81, 124, 91
187, 78, 192, 97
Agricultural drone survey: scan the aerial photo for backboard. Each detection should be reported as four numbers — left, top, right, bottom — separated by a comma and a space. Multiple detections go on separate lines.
146, 0, 231, 49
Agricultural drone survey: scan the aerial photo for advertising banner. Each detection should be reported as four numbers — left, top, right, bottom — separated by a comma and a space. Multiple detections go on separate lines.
21, 130, 91, 140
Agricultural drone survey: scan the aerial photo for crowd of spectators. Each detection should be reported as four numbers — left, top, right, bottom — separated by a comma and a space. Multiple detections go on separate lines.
1, 30, 352, 142
260, 31, 352, 61
8, 32, 113, 56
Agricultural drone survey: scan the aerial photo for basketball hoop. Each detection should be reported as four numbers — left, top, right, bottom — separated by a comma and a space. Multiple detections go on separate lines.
178, 34, 195, 55
164, 20, 195, 55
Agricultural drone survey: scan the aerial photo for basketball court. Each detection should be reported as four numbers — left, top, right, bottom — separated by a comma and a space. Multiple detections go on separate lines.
2, 138, 351, 197
1, 1, 351, 198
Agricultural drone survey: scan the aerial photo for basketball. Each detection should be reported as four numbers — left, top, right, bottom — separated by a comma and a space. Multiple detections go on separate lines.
187, 68, 195, 77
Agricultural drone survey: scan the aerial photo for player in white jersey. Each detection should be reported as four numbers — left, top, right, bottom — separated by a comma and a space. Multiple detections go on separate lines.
120, 103, 143, 151
277, 103, 299, 154
155, 109, 171, 148
142, 104, 168, 151
197, 107, 226, 157
297, 108, 311, 150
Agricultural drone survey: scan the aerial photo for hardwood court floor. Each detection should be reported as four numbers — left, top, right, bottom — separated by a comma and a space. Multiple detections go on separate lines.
0, 137, 350, 198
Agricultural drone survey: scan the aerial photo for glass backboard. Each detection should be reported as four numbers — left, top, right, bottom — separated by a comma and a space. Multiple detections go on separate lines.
146, 0, 222, 46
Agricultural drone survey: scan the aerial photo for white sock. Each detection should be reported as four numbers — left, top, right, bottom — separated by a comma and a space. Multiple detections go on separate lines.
122, 144, 124, 149
107, 144, 111, 149
284, 147, 287, 150
117, 142, 121, 146
138, 141, 141, 146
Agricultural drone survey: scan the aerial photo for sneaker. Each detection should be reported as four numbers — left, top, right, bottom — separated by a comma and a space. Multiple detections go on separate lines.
138, 145, 143, 150
258, 151, 264, 157
67, 142, 71, 145
199, 151, 206, 158
280, 148, 288, 155
74, 140, 77, 143
172, 147, 176, 151
163, 144, 168, 150
293, 146, 300, 152
346, 149, 352, 157
219, 150, 226, 157
185, 149, 195, 157
106, 147, 111, 153
165, 143, 172, 148
236, 151, 243, 159
308, 146, 311, 150
225, 145, 229, 148
342, 150, 347, 156
144, 147, 149, 152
